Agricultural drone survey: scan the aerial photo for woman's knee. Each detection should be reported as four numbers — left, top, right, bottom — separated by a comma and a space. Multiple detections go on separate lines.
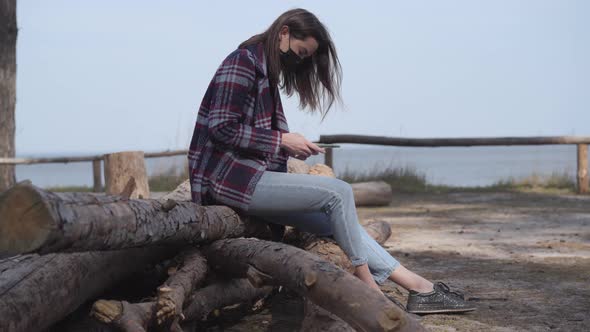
321, 177, 354, 198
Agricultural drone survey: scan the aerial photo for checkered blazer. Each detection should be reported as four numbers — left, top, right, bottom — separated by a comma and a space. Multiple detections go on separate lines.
188, 42, 290, 212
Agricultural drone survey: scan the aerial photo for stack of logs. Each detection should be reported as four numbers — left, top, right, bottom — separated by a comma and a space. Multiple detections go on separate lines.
0, 152, 423, 331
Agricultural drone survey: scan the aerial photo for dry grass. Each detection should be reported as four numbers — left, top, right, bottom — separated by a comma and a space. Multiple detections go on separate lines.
338, 163, 577, 194
148, 164, 189, 192
492, 171, 576, 192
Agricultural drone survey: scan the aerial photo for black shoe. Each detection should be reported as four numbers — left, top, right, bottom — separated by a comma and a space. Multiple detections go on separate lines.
406, 282, 476, 314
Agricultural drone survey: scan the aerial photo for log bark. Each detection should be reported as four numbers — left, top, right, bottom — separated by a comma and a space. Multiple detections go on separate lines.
47, 303, 197, 332
351, 181, 393, 206
91, 301, 158, 332
204, 238, 424, 332
0, 0, 17, 192
286, 220, 392, 331
0, 182, 268, 255
90, 279, 271, 332
183, 278, 272, 322
154, 249, 207, 328
103, 151, 150, 199
0, 247, 176, 332
301, 302, 354, 332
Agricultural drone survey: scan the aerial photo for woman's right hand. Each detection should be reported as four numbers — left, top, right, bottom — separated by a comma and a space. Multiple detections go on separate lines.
280, 133, 325, 160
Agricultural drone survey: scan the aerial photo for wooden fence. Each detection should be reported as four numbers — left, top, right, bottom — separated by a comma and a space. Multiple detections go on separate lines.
0, 150, 187, 192
1, 135, 589, 194
318, 135, 589, 194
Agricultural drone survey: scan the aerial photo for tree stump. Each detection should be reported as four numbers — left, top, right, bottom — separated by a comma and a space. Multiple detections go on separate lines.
104, 151, 150, 199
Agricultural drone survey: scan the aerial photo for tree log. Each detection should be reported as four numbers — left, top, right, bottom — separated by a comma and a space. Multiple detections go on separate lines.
301, 301, 355, 332
0, 182, 268, 256
308, 163, 335, 177
351, 181, 393, 206
154, 248, 207, 328
103, 151, 150, 199
363, 220, 393, 245
285, 220, 393, 331
90, 278, 271, 332
0, 247, 176, 332
204, 238, 424, 332
183, 278, 272, 322
287, 158, 311, 174
47, 302, 198, 332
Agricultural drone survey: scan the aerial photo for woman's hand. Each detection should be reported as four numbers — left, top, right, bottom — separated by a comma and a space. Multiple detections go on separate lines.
280, 133, 325, 160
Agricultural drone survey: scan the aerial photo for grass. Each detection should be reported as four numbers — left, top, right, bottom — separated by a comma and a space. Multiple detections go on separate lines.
47, 162, 578, 195
337, 163, 577, 194
490, 171, 576, 194
148, 164, 189, 192
338, 164, 430, 193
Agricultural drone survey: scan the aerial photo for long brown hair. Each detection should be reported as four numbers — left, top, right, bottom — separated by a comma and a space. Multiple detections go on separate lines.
239, 8, 342, 120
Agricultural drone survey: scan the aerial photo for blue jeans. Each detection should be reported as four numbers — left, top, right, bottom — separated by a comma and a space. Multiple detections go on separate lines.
246, 170, 400, 284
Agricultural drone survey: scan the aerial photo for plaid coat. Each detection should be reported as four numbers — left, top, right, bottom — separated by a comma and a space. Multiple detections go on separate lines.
188, 42, 290, 212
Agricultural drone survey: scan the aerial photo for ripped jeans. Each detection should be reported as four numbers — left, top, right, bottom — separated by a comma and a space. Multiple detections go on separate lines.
246, 170, 400, 284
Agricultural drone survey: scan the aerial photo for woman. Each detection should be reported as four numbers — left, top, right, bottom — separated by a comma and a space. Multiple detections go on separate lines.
188, 8, 475, 314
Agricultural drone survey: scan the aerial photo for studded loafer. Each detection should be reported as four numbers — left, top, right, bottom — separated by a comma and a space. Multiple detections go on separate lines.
406, 282, 476, 314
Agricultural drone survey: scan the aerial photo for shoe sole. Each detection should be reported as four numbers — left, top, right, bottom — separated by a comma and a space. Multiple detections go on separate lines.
407, 307, 477, 314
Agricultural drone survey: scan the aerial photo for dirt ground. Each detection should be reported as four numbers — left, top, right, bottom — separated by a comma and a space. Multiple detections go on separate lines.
363, 191, 590, 332
215, 191, 590, 332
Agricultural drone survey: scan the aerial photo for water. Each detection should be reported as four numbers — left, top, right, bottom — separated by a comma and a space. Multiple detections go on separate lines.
15, 145, 585, 188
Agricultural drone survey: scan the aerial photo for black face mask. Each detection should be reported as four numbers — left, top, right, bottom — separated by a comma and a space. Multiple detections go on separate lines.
280, 38, 303, 71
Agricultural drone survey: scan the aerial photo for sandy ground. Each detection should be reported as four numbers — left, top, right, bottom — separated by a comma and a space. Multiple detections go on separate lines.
208, 191, 590, 331
365, 191, 590, 332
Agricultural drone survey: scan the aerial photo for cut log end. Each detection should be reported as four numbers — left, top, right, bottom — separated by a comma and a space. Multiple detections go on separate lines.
0, 183, 53, 256
91, 300, 124, 324
156, 286, 179, 325
304, 272, 317, 288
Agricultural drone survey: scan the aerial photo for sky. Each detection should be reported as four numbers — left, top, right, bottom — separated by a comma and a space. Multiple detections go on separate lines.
14, 0, 589, 155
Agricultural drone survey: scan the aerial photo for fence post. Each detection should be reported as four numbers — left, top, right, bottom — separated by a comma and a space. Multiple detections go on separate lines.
325, 147, 333, 170
92, 159, 102, 192
578, 144, 588, 194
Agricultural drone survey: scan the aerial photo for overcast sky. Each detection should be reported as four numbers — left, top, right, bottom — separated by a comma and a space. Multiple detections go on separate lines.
15, 0, 589, 155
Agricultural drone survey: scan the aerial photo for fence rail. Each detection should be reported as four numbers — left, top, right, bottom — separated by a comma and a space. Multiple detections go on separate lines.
318, 135, 590, 147
1, 135, 588, 194
0, 150, 189, 192
318, 135, 589, 194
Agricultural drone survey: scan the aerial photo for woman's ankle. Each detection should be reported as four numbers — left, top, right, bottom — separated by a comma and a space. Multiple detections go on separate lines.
412, 281, 434, 293
388, 265, 434, 293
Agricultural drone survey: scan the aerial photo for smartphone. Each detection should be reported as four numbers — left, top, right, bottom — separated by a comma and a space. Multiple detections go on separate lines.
314, 143, 340, 148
